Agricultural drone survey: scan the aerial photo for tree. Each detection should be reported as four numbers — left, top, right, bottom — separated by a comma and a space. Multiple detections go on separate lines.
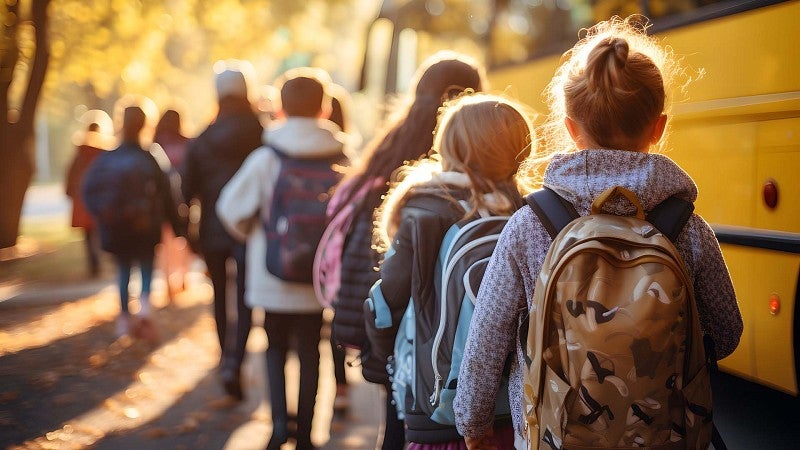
1, 0, 379, 249
1, 0, 50, 249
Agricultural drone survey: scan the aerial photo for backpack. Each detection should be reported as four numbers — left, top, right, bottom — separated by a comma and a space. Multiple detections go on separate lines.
368, 211, 513, 427
313, 176, 383, 308
83, 146, 162, 234
264, 147, 345, 283
523, 186, 715, 450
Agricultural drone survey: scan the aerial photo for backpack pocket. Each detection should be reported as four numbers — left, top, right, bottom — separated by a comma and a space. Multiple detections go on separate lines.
680, 366, 713, 448
539, 364, 574, 450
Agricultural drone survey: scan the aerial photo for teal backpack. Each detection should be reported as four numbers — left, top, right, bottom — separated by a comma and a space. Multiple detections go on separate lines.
367, 214, 513, 426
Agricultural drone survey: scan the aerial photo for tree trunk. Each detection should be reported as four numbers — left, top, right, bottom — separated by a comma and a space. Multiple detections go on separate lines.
0, 0, 51, 249
0, 129, 35, 248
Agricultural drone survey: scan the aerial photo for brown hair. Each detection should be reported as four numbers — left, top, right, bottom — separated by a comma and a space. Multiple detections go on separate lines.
565, 35, 664, 150
543, 16, 688, 153
331, 51, 488, 218
520, 16, 692, 188
435, 94, 533, 203
374, 93, 534, 251
274, 67, 332, 118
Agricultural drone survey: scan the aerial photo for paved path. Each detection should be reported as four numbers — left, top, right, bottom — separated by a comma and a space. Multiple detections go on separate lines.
0, 184, 386, 450
1, 271, 387, 450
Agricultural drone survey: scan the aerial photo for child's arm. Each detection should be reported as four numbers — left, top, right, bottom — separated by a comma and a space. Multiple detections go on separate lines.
455, 210, 532, 441
684, 215, 743, 360
216, 149, 271, 242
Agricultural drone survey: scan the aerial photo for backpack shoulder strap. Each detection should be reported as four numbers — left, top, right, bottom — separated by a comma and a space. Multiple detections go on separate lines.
525, 188, 579, 239
646, 196, 694, 243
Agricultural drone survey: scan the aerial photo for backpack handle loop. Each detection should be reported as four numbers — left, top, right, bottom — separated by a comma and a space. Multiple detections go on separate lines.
591, 186, 645, 219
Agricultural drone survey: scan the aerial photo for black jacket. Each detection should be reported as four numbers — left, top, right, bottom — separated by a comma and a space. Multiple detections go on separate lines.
367, 186, 469, 443
180, 106, 263, 253
331, 187, 388, 383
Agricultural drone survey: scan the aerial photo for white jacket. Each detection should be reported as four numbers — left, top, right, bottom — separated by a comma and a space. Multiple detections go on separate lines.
216, 117, 346, 313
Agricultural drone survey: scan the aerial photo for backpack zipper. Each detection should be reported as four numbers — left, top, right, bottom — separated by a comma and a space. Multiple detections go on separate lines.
429, 217, 507, 407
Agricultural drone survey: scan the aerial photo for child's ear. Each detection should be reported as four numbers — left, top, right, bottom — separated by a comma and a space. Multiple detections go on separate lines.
274, 109, 287, 120
565, 117, 584, 146
650, 114, 667, 144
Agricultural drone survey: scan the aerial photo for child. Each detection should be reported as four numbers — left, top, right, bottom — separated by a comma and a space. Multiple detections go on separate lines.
453, 17, 743, 450
153, 109, 192, 300
65, 115, 113, 277
321, 51, 488, 450
323, 82, 360, 414
181, 62, 263, 400
216, 67, 346, 450
366, 92, 535, 449
82, 98, 182, 340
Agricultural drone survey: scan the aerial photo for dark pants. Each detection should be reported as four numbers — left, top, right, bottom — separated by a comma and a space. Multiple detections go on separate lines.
115, 253, 154, 314
203, 244, 250, 369
264, 311, 323, 449
83, 227, 101, 275
382, 382, 406, 450
332, 341, 347, 386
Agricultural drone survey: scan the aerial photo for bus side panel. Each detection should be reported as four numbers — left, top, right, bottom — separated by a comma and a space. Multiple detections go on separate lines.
756, 118, 800, 233
666, 121, 757, 228
719, 246, 800, 395
669, 116, 799, 395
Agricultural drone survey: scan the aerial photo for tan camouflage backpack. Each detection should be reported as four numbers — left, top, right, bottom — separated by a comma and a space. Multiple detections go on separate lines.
523, 186, 715, 450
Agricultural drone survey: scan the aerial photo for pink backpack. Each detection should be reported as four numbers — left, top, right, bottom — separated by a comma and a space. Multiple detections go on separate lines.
313, 176, 383, 307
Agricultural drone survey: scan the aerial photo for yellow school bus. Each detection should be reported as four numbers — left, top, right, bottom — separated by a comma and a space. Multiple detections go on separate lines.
362, 0, 800, 394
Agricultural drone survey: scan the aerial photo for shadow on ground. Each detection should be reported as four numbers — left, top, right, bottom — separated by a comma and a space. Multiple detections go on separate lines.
0, 300, 236, 449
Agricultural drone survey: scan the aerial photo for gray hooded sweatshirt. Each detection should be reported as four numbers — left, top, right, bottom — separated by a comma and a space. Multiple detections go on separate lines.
453, 149, 743, 442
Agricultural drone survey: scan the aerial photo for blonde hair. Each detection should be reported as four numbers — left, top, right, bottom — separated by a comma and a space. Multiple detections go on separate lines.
374, 93, 535, 252
525, 16, 691, 186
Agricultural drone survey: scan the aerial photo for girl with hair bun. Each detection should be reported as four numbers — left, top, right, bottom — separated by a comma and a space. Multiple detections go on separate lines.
454, 16, 742, 450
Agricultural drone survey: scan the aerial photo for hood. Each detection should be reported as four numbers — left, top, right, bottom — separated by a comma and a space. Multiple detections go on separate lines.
264, 117, 345, 158
544, 149, 698, 215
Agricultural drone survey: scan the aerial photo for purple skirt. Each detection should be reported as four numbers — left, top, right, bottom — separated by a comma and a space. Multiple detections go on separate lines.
407, 425, 516, 450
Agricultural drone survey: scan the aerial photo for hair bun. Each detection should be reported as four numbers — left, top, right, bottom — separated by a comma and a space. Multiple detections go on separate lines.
587, 37, 630, 88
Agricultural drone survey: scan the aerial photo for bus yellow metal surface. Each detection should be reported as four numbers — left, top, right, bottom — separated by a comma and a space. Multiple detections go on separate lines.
489, 1, 800, 394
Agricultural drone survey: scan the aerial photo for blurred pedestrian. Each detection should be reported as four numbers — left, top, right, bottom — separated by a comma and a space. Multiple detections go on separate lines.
65, 112, 113, 277
316, 51, 488, 450
180, 61, 263, 400
82, 98, 182, 341
323, 82, 362, 414
153, 108, 192, 300
217, 67, 347, 450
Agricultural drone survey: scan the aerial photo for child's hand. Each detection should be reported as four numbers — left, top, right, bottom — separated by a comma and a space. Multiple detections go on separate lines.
465, 428, 497, 450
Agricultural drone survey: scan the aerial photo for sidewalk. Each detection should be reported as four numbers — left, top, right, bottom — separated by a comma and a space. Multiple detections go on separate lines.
0, 184, 386, 449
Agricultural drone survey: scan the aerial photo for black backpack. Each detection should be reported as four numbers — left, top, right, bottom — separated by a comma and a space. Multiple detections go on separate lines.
264, 146, 345, 283
83, 145, 162, 234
